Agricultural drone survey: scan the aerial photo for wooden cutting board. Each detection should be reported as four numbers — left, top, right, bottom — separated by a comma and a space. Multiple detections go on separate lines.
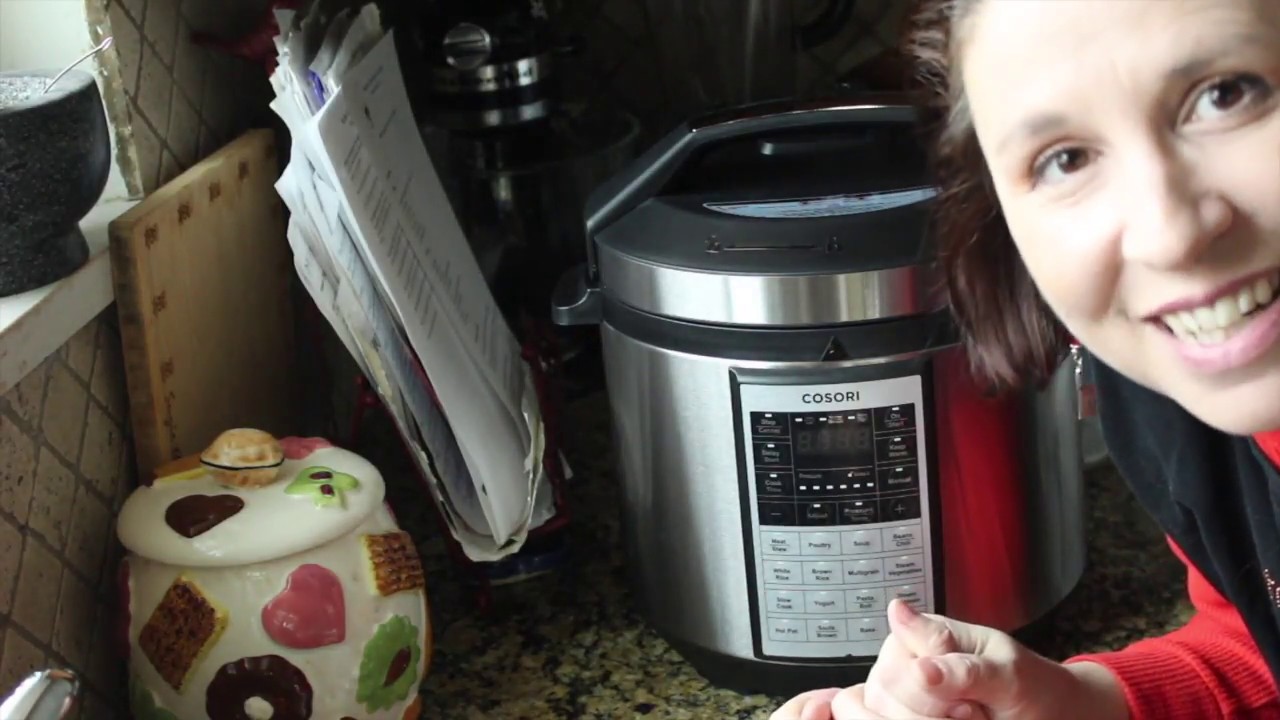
110, 129, 299, 482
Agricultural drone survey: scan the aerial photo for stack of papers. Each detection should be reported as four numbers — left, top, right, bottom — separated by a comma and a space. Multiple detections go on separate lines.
266, 3, 557, 561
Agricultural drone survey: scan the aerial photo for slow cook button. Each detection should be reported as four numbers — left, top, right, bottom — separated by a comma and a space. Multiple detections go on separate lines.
807, 619, 847, 642
848, 617, 889, 642
766, 561, 803, 585
885, 555, 925, 580
767, 590, 803, 613
800, 531, 840, 556
761, 531, 799, 556
841, 529, 882, 555
842, 558, 884, 583
845, 587, 885, 613
805, 590, 846, 615
768, 618, 806, 642
882, 526, 922, 551
803, 561, 841, 584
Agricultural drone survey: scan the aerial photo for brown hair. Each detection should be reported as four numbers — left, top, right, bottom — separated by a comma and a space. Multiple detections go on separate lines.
904, 0, 1069, 391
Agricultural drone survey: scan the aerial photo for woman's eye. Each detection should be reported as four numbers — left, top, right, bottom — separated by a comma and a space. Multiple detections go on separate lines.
1032, 147, 1090, 185
1187, 73, 1271, 122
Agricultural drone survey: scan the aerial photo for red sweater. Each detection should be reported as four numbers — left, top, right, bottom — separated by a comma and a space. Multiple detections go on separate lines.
1064, 431, 1280, 718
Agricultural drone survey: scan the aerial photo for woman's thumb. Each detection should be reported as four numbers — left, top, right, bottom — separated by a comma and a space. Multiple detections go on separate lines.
916, 653, 1003, 702
887, 599, 965, 656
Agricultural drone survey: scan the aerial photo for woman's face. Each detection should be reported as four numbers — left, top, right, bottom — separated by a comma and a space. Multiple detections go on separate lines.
962, 0, 1280, 434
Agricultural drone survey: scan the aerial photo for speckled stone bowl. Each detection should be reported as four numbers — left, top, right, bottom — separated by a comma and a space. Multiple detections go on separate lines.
0, 67, 111, 296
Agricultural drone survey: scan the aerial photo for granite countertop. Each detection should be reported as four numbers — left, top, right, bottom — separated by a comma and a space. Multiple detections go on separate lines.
375, 393, 1193, 720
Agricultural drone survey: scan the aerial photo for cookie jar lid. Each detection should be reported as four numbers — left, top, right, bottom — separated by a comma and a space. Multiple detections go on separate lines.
115, 430, 388, 568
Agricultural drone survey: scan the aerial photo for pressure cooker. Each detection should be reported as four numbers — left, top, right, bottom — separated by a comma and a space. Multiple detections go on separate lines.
551, 96, 1088, 697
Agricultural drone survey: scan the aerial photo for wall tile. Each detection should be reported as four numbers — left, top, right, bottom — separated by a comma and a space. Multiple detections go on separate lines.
40, 362, 88, 466
27, 448, 77, 550
10, 537, 63, 640
129, 99, 162, 195
65, 485, 111, 580
135, 41, 173, 140
115, 0, 147, 27
166, 92, 200, 168
91, 316, 129, 424
3, 358, 47, 429
0, 415, 37, 524
0, 629, 46, 701
142, 0, 179, 69
106, 1, 142, 97
80, 402, 123, 499
52, 570, 95, 671
0, 517, 22, 614
64, 321, 97, 383
171, 19, 205, 108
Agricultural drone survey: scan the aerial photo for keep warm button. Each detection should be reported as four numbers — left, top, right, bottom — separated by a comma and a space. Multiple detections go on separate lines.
885, 555, 925, 580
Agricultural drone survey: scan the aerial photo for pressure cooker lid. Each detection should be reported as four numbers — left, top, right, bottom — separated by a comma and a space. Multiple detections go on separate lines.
579, 96, 945, 327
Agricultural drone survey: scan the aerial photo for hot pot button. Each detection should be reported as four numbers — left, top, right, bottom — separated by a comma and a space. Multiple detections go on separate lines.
885, 555, 926, 581
842, 558, 885, 583
848, 617, 889, 642
765, 561, 803, 585
768, 618, 806, 642
807, 619, 847, 642
803, 561, 841, 584
845, 587, 885, 613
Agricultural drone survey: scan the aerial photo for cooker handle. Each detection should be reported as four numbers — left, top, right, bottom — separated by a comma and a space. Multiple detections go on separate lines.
584, 95, 921, 243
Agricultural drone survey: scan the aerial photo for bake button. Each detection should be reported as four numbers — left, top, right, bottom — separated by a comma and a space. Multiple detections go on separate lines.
842, 558, 884, 583
805, 590, 847, 615
765, 561, 803, 585
848, 617, 889, 642
807, 619, 847, 642
758, 502, 797, 527
767, 590, 803, 613
879, 494, 921, 521
761, 531, 799, 556
754, 441, 792, 468
800, 531, 841, 556
842, 529, 882, 555
882, 526, 922, 551
768, 618, 806, 642
803, 561, 841, 585
845, 587, 886, 613
889, 582, 929, 609
800, 501, 838, 526
885, 555, 925, 580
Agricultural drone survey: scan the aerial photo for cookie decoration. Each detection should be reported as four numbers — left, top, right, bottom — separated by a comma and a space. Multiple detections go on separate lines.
356, 615, 421, 712
164, 494, 245, 538
200, 429, 285, 488
361, 531, 426, 596
261, 564, 347, 649
138, 576, 228, 692
204, 654, 314, 720
279, 436, 333, 460
285, 466, 360, 508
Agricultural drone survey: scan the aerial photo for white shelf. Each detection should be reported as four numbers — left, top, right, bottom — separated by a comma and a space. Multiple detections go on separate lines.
0, 198, 135, 391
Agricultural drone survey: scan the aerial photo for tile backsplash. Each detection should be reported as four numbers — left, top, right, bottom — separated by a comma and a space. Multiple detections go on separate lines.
0, 308, 134, 717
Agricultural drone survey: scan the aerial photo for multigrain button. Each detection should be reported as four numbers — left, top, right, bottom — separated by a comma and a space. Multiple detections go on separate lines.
885, 554, 925, 580
845, 587, 885, 612
803, 561, 841, 585
766, 561, 803, 585
842, 558, 884, 583
761, 531, 799, 556
882, 525, 922, 551
848, 617, 889, 642
766, 590, 803, 613
841, 529, 882, 555
800, 531, 841, 556
805, 590, 847, 615
807, 619, 847, 642
769, 618, 806, 642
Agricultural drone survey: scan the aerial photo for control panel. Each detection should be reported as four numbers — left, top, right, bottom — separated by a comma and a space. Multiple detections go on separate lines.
738, 376, 934, 659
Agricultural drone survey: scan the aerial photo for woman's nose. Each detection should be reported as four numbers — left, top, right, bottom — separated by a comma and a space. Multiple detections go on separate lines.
1119, 151, 1234, 269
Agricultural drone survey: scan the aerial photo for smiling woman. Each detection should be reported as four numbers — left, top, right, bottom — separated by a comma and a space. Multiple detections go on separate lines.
770, 1, 1280, 719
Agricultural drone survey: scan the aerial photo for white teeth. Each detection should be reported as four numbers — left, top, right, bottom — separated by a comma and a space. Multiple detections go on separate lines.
1160, 272, 1280, 344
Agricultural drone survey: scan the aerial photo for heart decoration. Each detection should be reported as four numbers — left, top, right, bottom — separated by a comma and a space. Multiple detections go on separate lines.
261, 564, 347, 649
164, 494, 245, 538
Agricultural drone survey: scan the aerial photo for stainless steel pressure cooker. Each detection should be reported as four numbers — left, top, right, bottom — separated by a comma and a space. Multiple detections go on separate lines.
552, 96, 1087, 697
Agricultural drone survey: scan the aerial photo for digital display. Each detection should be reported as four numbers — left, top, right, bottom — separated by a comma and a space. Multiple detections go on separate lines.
794, 425, 872, 455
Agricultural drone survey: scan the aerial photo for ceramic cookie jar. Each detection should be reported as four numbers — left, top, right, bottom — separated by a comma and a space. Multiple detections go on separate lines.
116, 429, 431, 720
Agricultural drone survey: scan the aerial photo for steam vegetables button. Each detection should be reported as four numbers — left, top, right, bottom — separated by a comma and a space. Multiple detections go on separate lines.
807, 619, 847, 642
845, 587, 885, 612
803, 561, 841, 584
885, 555, 925, 580
766, 561, 803, 585
767, 590, 803, 613
800, 532, 840, 556
842, 529, 882, 555
768, 618, 806, 642
842, 558, 884, 583
882, 526, 921, 551
849, 617, 889, 642
761, 531, 799, 555
805, 590, 847, 614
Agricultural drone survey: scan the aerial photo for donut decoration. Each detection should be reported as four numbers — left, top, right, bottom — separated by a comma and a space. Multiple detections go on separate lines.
200, 429, 286, 488
285, 466, 360, 509
261, 564, 347, 649
356, 615, 423, 712
204, 654, 314, 720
